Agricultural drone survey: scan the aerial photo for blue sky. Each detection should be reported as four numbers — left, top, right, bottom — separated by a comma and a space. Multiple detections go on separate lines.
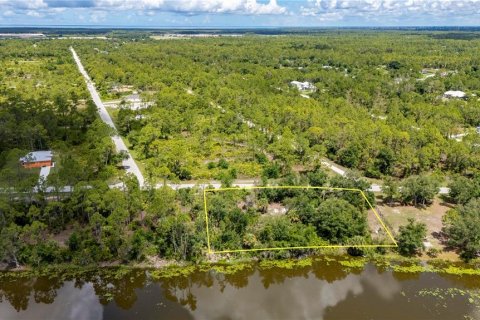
0, 0, 479, 27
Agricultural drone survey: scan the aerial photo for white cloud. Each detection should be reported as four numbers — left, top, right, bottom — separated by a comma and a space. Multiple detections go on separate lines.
0, 0, 286, 15
300, 0, 480, 20
2, 9, 15, 16
26, 10, 43, 17
0, 0, 47, 9
0, 0, 55, 18
100, 0, 287, 15
1, 0, 480, 25
90, 10, 107, 22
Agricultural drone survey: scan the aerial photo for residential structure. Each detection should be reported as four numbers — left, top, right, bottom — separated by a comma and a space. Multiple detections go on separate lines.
443, 90, 467, 99
20, 150, 53, 168
111, 84, 134, 93
121, 93, 152, 110
290, 81, 316, 92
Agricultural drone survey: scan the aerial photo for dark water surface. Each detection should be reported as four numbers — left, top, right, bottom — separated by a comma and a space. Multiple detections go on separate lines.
1, 259, 479, 320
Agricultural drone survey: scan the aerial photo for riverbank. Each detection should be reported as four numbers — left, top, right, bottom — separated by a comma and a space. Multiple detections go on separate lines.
143, 255, 480, 279
2, 252, 479, 279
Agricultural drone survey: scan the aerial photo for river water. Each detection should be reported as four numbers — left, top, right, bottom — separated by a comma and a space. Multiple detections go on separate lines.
1, 258, 479, 320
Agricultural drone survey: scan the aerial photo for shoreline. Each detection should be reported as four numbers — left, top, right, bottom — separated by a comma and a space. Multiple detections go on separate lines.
1, 252, 479, 278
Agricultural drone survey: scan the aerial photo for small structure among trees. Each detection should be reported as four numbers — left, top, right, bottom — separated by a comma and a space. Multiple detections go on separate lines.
443, 90, 466, 99
121, 93, 152, 110
19, 151, 53, 169
290, 81, 316, 92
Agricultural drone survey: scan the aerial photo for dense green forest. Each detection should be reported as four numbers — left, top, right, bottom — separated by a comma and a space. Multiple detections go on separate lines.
0, 40, 126, 267
206, 183, 381, 254
1, 31, 480, 269
76, 32, 480, 182
0, 40, 121, 191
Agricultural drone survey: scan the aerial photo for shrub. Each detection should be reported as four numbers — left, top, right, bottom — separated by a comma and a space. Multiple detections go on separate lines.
397, 218, 427, 256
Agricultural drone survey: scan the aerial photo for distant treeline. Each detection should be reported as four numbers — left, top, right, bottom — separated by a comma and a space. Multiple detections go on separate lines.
1, 27, 480, 37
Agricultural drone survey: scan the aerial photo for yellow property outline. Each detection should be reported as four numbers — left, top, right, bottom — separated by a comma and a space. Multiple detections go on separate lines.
203, 186, 398, 254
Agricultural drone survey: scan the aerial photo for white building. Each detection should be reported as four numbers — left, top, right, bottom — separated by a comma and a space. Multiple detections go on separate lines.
443, 90, 467, 99
290, 81, 316, 92
121, 93, 153, 110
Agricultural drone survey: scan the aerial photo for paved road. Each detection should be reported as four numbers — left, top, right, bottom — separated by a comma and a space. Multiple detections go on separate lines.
38, 166, 51, 185
160, 179, 258, 190
320, 159, 449, 194
449, 133, 467, 142
320, 159, 382, 192
70, 47, 145, 188
321, 160, 346, 176
105, 179, 258, 191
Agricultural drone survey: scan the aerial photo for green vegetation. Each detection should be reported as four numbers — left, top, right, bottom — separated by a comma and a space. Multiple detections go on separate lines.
418, 288, 480, 311
0, 165, 379, 268
77, 32, 480, 183
443, 199, 480, 261
1, 31, 480, 269
383, 174, 440, 206
0, 40, 120, 191
150, 265, 196, 279
258, 257, 313, 269
397, 218, 427, 256
448, 175, 480, 205
398, 175, 440, 206
206, 182, 377, 252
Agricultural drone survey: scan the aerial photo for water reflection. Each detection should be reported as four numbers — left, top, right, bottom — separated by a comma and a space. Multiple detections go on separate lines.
88, 270, 146, 308
177, 266, 400, 320
363, 265, 400, 300
0, 260, 478, 320
0, 281, 102, 320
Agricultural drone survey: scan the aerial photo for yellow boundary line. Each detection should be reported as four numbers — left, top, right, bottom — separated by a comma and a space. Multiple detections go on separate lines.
203, 186, 397, 254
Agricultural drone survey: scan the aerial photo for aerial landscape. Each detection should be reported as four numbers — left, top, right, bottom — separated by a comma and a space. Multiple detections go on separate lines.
1, 0, 480, 319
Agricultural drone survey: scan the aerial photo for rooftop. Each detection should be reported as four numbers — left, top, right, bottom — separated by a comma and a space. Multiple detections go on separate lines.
444, 90, 466, 98
20, 150, 53, 163
125, 93, 141, 101
290, 81, 316, 91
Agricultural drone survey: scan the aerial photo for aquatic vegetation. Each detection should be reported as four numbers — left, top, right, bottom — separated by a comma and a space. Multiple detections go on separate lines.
112, 266, 133, 280
323, 256, 337, 262
372, 257, 392, 269
339, 259, 367, 269
391, 264, 432, 273
0, 271, 34, 280
103, 292, 115, 302
150, 265, 197, 279
418, 288, 480, 309
441, 266, 480, 276
259, 257, 313, 270
198, 261, 254, 275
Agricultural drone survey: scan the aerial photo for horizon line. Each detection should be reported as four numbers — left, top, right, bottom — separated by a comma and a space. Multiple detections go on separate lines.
0, 25, 479, 29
